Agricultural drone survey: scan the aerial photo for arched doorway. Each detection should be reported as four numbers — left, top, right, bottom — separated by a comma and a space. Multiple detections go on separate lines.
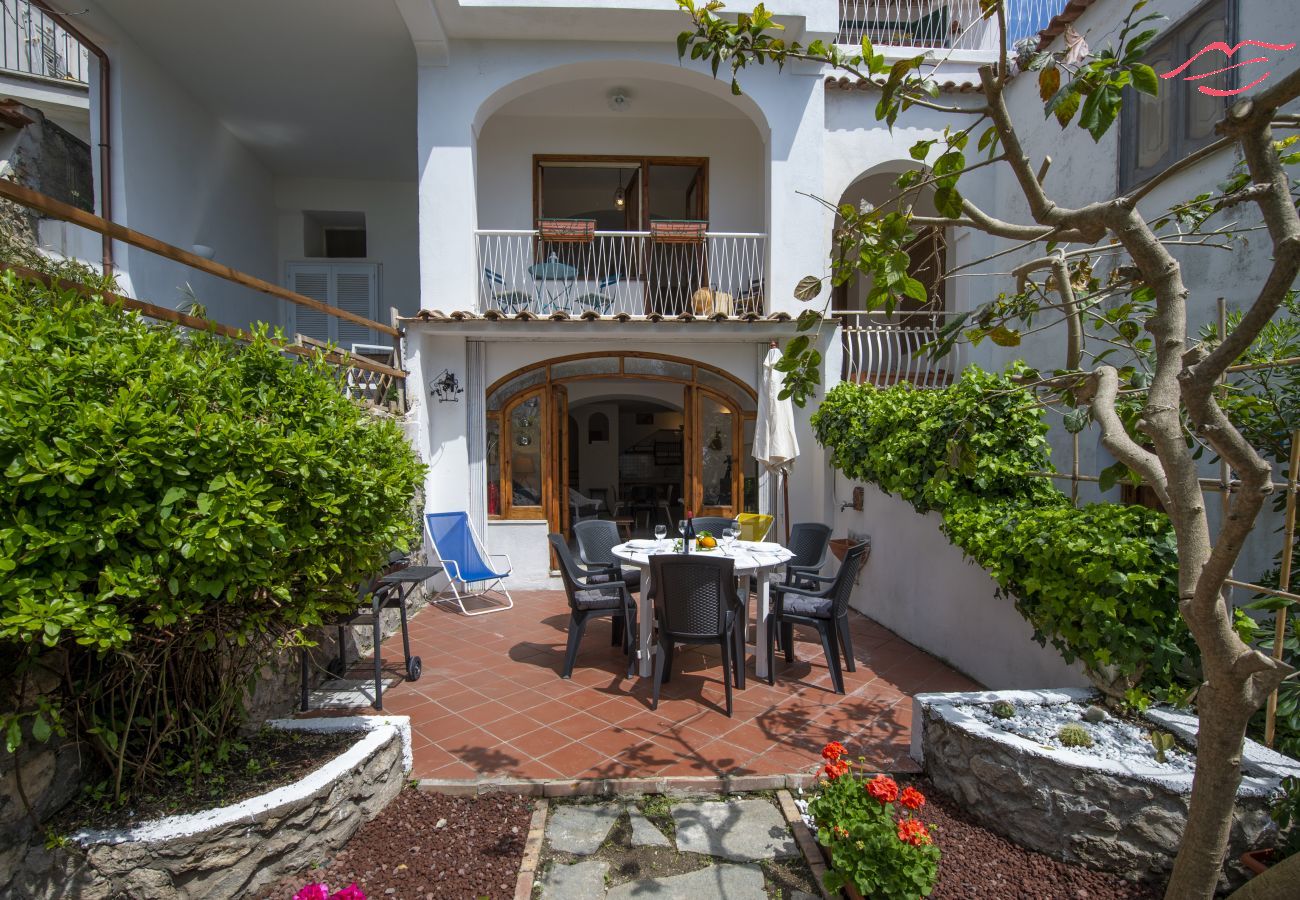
485, 352, 758, 536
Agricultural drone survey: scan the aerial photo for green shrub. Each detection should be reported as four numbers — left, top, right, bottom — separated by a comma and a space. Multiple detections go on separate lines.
812, 369, 1194, 703
0, 273, 425, 799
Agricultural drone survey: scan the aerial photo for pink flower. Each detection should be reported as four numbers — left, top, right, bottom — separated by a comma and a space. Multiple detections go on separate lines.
330, 885, 367, 900
293, 885, 330, 900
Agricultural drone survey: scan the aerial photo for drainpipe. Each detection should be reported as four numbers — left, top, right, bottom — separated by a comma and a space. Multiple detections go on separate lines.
31, 1, 112, 274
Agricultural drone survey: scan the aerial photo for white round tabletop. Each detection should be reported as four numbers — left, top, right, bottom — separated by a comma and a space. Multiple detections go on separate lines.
612, 539, 794, 574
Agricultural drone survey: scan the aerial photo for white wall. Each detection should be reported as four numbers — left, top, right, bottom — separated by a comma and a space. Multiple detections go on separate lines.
476, 115, 765, 232
834, 485, 1091, 689
92, 20, 276, 329
274, 177, 420, 328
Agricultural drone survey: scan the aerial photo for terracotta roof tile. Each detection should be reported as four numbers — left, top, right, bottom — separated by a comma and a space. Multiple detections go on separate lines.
1037, 0, 1100, 50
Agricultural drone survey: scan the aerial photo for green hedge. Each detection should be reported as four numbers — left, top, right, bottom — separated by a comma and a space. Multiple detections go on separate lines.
812, 368, 1192, 702
0, 273, 425, 797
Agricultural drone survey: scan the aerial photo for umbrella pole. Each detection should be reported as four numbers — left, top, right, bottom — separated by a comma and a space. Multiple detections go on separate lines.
782, 469, 791, 544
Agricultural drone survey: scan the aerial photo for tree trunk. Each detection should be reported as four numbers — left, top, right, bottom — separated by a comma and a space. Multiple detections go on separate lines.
1165, 680, 1256, 898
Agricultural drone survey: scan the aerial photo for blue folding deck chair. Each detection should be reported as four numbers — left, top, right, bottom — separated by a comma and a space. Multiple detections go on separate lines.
425, 511, 514, 616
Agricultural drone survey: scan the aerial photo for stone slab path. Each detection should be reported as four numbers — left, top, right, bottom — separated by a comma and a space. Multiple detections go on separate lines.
540, 798, 810, 899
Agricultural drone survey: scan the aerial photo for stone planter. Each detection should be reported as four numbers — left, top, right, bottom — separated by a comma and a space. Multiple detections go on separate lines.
912, 689, 1300, 886
6, 715, 412, 900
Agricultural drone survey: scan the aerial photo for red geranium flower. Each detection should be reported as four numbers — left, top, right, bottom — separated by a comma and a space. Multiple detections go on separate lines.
866, 774, 899, 803
821, 741, 847, 762
899, 786, 926, 810
896, 818, 932, 846
823, 758, 850, 780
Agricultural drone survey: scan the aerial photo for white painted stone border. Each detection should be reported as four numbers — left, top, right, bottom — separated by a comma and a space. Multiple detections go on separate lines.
70, 715, 412, 847
910, 689, 1300, 796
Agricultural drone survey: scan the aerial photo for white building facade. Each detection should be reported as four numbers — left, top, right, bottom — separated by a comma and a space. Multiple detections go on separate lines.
40, 0, 1298, 681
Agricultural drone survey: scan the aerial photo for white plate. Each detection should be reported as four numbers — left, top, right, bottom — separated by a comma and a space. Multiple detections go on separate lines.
748, 545, 785, 555
625, 540, 661, 550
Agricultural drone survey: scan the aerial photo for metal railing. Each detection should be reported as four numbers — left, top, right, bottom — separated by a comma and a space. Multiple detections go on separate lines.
836, 0, 1066, 51
475, 229, 767, 317
1, 0, 89, 84
839, 311, 960, 387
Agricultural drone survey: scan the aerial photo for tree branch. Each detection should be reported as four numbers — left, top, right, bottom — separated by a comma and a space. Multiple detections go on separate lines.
1089, 366, 1171, 509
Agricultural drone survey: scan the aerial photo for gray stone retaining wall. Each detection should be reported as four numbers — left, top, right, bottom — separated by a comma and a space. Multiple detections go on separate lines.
2, 716, 411, 900
913, 690, 1300, 887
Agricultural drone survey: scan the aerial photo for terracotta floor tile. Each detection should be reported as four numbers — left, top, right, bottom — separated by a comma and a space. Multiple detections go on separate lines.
330, 591, 973, 780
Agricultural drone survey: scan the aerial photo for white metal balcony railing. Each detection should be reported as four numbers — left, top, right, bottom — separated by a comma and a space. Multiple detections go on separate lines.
476, 230, 767, 318
839, 311, 961, 387
1, 0, 88, 84
836, 0, 1066, 52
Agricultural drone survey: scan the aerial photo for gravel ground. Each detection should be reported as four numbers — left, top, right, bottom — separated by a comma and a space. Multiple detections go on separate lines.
916, 777, 1159, 899
258, 788, 532, 900
961, 702, 1195, 772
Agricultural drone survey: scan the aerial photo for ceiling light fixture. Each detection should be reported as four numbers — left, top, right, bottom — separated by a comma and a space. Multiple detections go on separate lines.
614, 170, 626, 211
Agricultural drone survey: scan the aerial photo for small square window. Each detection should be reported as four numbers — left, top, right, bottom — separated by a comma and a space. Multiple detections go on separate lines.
1119, 0, 1236, 192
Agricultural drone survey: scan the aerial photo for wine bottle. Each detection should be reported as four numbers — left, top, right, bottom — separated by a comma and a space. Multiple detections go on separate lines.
684, 510, 696, 553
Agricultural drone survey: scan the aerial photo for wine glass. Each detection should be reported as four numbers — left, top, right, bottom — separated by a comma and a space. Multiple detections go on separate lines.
721, 526, 736, 554
730, 519, 742, 543
654, 524, 667, 547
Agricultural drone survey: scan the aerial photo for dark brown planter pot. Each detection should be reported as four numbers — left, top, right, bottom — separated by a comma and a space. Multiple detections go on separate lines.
829, 538, 855, 562
1240, 848, 1274, 876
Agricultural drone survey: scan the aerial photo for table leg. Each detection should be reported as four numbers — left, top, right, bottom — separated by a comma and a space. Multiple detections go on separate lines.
638, 564, 654, 677
738, 574, 753, 647
755, 570, 772, 681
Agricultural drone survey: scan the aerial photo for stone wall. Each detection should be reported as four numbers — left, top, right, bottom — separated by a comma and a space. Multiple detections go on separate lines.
3, 716, 411, 900
913, 690, 1300, 887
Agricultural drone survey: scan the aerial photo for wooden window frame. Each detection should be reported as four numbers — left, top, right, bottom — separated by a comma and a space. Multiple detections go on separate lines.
533, 155, 710, 233
498, 388, 548, 520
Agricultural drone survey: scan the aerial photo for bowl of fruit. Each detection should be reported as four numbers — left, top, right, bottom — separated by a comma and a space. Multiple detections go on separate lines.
696, 531, 718, 550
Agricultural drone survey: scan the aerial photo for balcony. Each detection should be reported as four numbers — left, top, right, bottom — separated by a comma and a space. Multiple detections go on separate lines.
839, 311, 961, 387
836, 0, 1066, 52
475, 228, 767, 318
0, 0, 88, 84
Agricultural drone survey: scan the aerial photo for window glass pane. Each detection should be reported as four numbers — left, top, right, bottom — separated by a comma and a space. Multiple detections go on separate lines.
624, 356, 692, 380
551, 357, 620, 380
488, 368, 546, 411
698, 369, 755, 411
509, 395, 542, 507
1184, 18, 1228, 145
700, 394, 734, 508
1137, 50, 1174, 171
487, 417, 501, 515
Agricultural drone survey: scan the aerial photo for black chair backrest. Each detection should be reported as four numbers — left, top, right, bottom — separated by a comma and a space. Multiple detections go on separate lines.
828, 540, 871, 617
787, 522, 832, 568
692, 516, 734, 536
547, 533, 595, 611
573, 519, 620, 568
650, 554, 735, 640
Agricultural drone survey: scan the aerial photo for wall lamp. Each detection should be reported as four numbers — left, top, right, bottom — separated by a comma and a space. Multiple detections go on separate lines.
430, 368, 464, 403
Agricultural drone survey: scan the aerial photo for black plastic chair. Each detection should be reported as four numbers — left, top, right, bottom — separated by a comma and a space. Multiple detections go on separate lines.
783, 522, 832, 588
548, 534, 638, 679
766, 540, 871, 694
649, 554, 745, 716
573, 519, 641, 593
691, 516, 734, 537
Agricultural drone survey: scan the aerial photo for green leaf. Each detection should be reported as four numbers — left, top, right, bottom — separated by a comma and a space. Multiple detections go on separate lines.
796, 309, 821, 332
794, 275, 823, 302
31, 714, 51, 743
987, 326, 1021, 347
5, 719, 20, 753
1038, 66, 1061, 103
1130, 63, 1158, 96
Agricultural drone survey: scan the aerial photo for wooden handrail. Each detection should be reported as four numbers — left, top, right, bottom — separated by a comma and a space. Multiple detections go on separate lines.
2, 263, 406, 379
0, 179, 398, 338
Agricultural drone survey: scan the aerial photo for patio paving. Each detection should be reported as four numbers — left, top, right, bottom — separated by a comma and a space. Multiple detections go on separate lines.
316, 590, 980, 781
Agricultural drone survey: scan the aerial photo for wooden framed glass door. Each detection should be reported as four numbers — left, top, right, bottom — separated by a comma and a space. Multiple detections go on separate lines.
548, 384, 569, 536
686, 386, 743, 518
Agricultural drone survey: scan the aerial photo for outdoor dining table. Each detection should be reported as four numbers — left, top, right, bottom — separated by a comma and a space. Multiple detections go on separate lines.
528, 253, 577, 312
611, 539, 795, 679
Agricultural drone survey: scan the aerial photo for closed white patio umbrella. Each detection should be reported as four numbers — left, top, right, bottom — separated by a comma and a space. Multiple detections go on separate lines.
754, 341, 800, 542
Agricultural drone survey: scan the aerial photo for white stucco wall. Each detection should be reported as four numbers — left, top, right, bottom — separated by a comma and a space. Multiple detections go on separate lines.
274, 177, 420, 328
834, 485, 1091, 689
476, 115, 765, 232
90, 19, 276, 329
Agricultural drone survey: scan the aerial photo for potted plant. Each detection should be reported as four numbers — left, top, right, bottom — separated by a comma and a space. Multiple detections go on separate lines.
1241, 775, 1299, 876
808, 742, 940, 899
